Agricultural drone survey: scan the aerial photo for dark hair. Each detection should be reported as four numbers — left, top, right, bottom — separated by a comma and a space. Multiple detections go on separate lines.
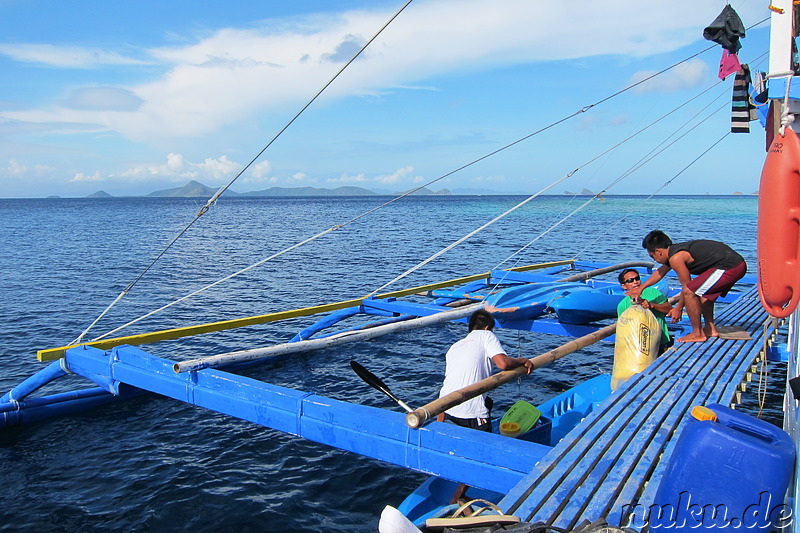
642, 230, 672, 253
468, 309, 495, 332
617, 268, 639, 283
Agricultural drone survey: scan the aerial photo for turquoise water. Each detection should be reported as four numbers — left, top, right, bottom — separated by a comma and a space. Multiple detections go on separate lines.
0, 195, 766, 531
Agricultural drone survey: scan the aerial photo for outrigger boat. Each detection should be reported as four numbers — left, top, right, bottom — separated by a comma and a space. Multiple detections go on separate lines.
4, 2, 800, 532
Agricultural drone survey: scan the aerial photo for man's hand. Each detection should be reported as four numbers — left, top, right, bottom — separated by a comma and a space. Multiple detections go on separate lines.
517, 358, 534, 374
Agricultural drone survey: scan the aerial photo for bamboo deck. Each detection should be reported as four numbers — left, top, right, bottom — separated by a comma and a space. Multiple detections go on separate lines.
499, 286, 777, 530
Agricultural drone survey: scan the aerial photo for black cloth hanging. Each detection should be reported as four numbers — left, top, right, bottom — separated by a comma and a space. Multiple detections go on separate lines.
703, 5, 746, 53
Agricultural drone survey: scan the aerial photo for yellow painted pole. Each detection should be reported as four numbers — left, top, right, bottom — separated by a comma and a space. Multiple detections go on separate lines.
37, 260, 573, 361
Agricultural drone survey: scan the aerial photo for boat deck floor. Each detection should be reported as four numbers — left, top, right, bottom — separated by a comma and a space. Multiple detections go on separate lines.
499, 286, 779, 531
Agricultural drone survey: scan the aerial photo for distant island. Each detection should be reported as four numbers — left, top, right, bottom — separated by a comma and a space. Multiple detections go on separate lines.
84, 180, 454, 198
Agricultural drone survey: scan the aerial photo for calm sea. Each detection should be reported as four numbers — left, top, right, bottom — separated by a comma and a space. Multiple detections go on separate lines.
0, 195, 771, 532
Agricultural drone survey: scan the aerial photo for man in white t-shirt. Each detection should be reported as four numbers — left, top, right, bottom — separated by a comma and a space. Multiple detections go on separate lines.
439, 308, 533, 432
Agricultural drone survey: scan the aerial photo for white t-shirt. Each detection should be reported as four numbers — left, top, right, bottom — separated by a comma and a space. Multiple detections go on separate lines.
439, 329, 506, 419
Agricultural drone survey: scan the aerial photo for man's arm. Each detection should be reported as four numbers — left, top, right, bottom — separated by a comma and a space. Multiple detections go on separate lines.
641, 299, 672, 314
628, 264, 670, 299
668, 251, 694, 289
492, 353, 533, 374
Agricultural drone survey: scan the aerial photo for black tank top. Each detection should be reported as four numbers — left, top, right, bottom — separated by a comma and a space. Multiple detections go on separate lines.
668, 240, 744, 274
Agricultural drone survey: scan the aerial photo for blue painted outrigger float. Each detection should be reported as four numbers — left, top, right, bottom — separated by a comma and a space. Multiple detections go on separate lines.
1, 255, 782, 531
6, 4, 800, 532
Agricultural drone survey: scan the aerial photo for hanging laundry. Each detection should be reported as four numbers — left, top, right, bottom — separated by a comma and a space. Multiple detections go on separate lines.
704, 5, 746, 53
718, 49, 742, 79
731, 65, 757, 133
752, 70, 768, 104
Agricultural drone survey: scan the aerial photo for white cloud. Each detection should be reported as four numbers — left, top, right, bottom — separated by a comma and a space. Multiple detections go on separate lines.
0, 44, 149, 68
70, 171, 103, 182
6, 158, 28, 176
376, 166, 415, 184
62, 87, 144, 111
249, 160, 272, 178
0, 1, 758, 143
629, 59, 710, 94
3, 158, 55, 177
290, 172, 312, 182
115, 153, 241, 183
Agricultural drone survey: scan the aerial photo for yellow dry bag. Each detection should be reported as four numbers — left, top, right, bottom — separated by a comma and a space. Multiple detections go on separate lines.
611, 304, 661, 391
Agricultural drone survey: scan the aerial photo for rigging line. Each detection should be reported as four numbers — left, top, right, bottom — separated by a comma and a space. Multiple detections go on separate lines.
565, 49, 767, 260
90, 225, 341, 342
494, 114, 730, 290
494, 90, 728, 275
569, 131, 731, 263
197, 0, 415, 214
345, 20, 773, 220
367, 74, 731, 296
79, 18, 770, 342
72, 0, 415, 344
490, 44, 768, 276
483, 83, 730, 289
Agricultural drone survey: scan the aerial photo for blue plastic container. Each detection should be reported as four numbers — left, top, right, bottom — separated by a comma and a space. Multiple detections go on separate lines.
649, 404, 795, 532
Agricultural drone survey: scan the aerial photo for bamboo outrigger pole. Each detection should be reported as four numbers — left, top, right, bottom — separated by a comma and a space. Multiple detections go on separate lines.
405, 322, 618, 428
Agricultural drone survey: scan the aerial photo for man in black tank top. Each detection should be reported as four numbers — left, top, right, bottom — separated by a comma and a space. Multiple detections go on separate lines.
630, 230, 747, 343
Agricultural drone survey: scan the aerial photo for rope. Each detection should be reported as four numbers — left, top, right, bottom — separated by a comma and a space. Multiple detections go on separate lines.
495, 83, 733, 281
780, 73, 794, 135
373, 72, 731, 296
86, 17, 768, 341
73, 0, 415, 344
90, 225, 341, 341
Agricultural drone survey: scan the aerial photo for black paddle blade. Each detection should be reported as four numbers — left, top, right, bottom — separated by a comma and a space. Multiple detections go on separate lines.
350, 360, 396, 399
350, 360, 413, 413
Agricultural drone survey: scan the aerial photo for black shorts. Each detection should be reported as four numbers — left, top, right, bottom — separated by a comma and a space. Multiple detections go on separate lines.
443, 396, 493, 432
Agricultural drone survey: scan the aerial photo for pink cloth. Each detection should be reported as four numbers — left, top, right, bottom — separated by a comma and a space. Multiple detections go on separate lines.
718, 49, 742, 80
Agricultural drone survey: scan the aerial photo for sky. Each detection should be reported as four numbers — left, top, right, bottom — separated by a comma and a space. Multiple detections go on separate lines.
0, 0, 773, 197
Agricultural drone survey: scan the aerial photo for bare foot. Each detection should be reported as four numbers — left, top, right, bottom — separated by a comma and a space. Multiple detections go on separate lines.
677, 332, 708, 343
703, 325, 719, 338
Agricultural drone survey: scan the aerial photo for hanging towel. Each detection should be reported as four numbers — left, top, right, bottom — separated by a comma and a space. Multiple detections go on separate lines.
752, 70, 768, 104
731, 65, 756, 133
718, 49, 742, 80
704, 5, 746, 53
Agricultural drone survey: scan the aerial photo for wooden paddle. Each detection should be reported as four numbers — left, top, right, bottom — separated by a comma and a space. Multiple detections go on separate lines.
350, 360, 413, 412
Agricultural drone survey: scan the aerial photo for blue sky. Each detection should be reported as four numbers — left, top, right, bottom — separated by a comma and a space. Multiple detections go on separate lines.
0, 0, 771, 197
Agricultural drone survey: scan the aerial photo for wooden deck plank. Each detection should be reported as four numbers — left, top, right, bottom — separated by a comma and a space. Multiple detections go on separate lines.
554, 333, 759, 529
500, 287, 773, 530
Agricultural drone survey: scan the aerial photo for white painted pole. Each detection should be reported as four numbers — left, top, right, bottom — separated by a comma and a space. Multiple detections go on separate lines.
769, 0, 794, 77
173, 302, 483, 373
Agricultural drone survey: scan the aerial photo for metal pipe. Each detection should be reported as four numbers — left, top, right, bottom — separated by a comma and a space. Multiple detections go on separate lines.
558, 261, 654, 282
174, 303, 484, 373
0, 360, 67, 403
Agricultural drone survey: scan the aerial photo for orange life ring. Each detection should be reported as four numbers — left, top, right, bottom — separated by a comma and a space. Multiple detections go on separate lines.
758, 126, 800, 317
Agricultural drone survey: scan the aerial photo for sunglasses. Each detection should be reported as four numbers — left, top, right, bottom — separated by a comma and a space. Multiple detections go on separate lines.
621, 276, 640, 285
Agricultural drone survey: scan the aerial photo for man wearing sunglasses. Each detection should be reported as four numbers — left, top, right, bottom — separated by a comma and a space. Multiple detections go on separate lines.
617, 268, 673, 353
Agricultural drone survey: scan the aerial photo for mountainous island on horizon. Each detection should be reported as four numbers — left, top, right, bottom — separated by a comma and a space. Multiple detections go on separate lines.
84, 180, 455, 199
70, 180, 755, 199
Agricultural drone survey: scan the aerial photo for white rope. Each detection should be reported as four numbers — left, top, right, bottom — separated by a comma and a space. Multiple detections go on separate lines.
780, 73, 794, 135
75, 0, 415, 343
90, 225, 340, 341
366, 172, 577, 297
371, 75, 729, 297
85, 30, 758, 342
